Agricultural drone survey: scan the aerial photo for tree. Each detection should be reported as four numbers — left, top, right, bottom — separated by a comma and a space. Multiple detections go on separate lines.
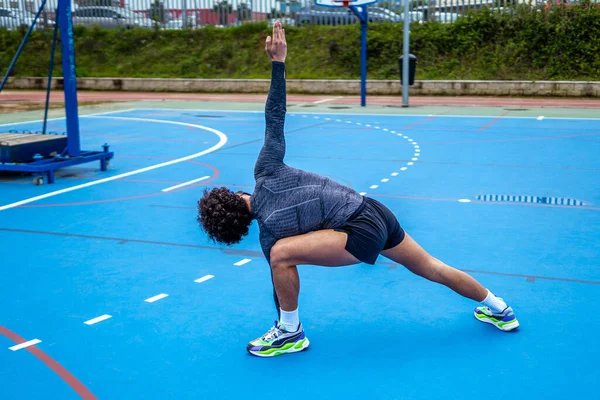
149, 0, 166, 23
213, 1, 233, 25
237, 2, 252, 21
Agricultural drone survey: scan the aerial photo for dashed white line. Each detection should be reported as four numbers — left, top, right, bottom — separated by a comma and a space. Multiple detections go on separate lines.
359, 192, 367, 196
162, 176, 210, 192
391, 172, 399, 176
381, 178, 389, 183
391, 131, 396, 133
537, 116, 545, 121
145, 293, 169, 303
234, 259, 252, 267
325, 118, 331, 121
84, 314, 112, 326
336, 119, 342, 122
397, 133, 402, 137
458, 199, 472, 203
407, 162, 414, 165
412, 158, 418, 161
414, 145, 420, 149
408, 139, 413, 142
9, 339, 41, 351
400, 167, 408, 171
314, 116, 320, 119
383, 128, 389, 131
375, 126, 380, 129
369, 185, 379, 189
414, 153, 419, 157
415, 149, 420, 153
195, 275, 214, 283
365, 124, 371, 127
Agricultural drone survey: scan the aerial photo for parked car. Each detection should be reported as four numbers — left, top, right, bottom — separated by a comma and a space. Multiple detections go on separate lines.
72, 7, 154, 29
0, 7, 47, 30
296, 5, 400, 26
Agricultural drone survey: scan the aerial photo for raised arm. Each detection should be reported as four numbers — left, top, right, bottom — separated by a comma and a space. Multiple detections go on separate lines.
254, 22, 288, 179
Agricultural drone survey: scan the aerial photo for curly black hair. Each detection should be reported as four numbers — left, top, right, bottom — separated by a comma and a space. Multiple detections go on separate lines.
197, 187, 252, 245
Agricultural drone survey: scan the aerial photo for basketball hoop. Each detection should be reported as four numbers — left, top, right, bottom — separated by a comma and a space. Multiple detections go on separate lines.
315, 0, 377, 8
333, 0, 351, 6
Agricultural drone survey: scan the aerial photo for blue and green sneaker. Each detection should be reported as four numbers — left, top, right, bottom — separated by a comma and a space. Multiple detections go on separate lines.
247, 321, 310, 357
474, 302, 519, 332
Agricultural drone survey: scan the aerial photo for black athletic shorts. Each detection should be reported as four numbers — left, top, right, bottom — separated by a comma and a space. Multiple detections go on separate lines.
335, 197, 405, 265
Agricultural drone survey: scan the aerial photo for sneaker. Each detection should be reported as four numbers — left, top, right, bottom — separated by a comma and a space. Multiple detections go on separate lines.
247, 321, 310, 357
474, 301, 520, 332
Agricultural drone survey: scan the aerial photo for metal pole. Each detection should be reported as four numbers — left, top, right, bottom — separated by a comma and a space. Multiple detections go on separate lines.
350, 5, 368, 107
58, 0, 81, 157
0, 0, 48, 93
360, 9, 367, 107
182, 0, 187, 27
43, 10, 59, 136
402, 0, 410, 107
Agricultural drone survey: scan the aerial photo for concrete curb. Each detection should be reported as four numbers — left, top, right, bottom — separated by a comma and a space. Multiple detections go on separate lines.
5, 77, 600, 97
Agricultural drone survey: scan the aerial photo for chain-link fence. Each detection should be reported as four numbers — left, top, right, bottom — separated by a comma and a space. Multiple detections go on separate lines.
0, 0, 590, 31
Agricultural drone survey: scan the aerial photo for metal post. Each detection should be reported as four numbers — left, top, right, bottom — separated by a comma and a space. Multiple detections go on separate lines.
58, 0, 81, 157
402, 0, 410, 107
350, 5, 368, 107
182, 0, 187, 28
42, 10, 59, 136
360, 10, 367, 107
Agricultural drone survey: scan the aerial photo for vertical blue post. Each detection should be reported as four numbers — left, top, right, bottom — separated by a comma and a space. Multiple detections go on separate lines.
350, 5, 368, 107
360, 14, 367, 107
58, 0, 81, 157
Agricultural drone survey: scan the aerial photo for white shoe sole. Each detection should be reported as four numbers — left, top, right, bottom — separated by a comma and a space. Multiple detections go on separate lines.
248, 337, 310, 358
474, 311, 520, 332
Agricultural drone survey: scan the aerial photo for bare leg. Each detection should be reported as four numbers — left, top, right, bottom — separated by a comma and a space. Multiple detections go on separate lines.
270, 230, 360, 311
381, 233, 488, 302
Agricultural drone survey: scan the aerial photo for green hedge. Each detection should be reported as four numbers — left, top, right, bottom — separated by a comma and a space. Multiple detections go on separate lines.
1, 5, 600, 81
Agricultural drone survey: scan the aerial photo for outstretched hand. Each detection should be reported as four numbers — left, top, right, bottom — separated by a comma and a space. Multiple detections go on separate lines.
266, 21, 287, 63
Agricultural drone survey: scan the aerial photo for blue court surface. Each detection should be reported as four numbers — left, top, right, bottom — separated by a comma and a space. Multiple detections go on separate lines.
1, 108, 599, 399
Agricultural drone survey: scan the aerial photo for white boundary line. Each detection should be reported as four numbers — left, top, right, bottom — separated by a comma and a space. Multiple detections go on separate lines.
195, 274, 214, 283
313, 96, 344, 104
0, 116, 228, 211
129, 108, 600, 121
84, 314, 112, 325
9, 339, 41, 351
162, 176, 210, 192
0, 108, 138, 128
145, 293, 168, 303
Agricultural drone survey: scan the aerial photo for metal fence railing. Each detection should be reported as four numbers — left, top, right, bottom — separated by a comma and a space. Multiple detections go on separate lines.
0, 0, 585, 31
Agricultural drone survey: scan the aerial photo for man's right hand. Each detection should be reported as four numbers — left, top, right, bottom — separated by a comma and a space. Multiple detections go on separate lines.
265, 21, 287, 63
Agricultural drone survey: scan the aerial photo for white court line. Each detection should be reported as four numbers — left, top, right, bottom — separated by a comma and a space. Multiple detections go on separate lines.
145, 293, 169, 303
537, 116, 545, 120
381, 178, 389, 183
132, 108, 600, 121
162, 176, 210, 192
234, 259, 252, 266
0, 117, 228, 211
84, 314, 112, 325
412, 158, 418, 161
0, 108, 137, 129
370, 185, 379, 189
359, 192, 367, 196
407, 162, 414, 166
458, 199, 472, 203
313, 96, 344, 104
391, 172, 399, 176
9, 339, 41, 351
400, 167, 408, 171
195, 275, 214, 283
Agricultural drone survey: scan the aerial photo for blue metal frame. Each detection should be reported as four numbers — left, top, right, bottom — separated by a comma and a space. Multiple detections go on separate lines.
348, 5, 369, 107
0, 0, 114, 184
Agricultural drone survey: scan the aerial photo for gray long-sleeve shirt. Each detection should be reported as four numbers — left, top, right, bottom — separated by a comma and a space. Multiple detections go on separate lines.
251, 62, 365, 262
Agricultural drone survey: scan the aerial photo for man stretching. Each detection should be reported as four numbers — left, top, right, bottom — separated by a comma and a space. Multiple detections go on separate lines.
197, 22, 519, 358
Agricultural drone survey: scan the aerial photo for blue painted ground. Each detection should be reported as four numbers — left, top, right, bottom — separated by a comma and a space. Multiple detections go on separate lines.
1, 109, 599, 399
